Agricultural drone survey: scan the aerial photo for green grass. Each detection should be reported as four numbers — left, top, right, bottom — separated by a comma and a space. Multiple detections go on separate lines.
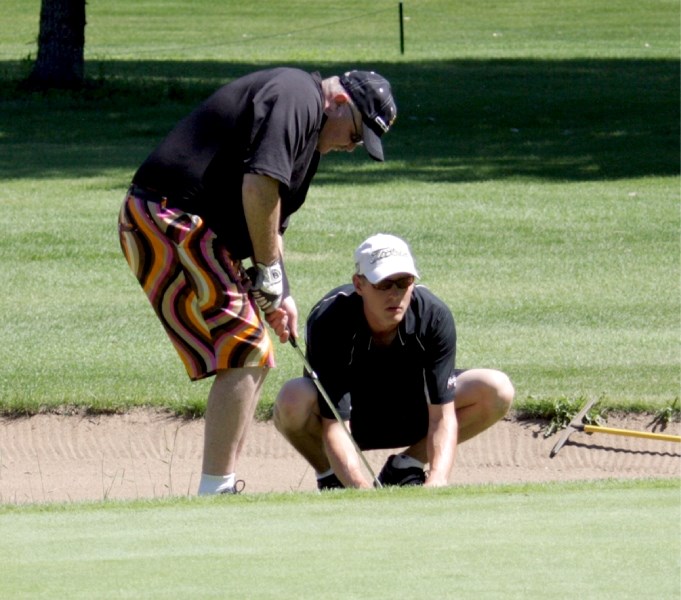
0, 5, 679, 597
0, 0, 678, 417
3, 0, 677, 63
1, 480, 679, 599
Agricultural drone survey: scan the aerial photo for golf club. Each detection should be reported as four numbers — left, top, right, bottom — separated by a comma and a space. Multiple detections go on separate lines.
288, 335, 382, 488
238, 262, 382, 488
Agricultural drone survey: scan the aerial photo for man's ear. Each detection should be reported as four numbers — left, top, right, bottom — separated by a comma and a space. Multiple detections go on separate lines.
352, 273, 364, 295
327, 92, 350, 114
333, 92, 350, 105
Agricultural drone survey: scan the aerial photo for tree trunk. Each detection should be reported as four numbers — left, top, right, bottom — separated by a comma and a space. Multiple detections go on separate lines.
26, 0, 86, 90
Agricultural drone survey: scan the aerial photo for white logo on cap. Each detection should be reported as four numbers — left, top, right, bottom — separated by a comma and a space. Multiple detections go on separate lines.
370, 246, 407, 264
374, 116, 389, 132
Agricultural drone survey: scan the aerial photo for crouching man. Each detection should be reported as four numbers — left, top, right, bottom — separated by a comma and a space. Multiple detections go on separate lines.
274, 234, 514, 489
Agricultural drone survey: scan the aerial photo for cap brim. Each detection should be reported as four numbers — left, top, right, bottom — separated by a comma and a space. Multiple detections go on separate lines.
362, 123, 384, 162
365, 267, 419, 284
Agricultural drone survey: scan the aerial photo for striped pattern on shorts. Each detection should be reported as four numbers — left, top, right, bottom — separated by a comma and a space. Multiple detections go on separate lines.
118, 190, 274, 381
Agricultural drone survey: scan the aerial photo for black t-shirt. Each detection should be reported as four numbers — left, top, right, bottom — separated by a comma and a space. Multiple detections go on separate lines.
305, 284, 458, 450
132, 68, 324, 258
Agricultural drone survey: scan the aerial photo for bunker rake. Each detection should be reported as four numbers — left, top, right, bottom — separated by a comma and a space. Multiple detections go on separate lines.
550, 398, 681, 458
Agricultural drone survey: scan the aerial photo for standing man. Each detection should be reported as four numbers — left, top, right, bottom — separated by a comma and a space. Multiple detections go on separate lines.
274, 234, 514, 489
118, 68, 397, 495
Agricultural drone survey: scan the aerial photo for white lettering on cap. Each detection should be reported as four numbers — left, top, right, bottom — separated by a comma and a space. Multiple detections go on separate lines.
369, 247, 407, 264
374, 116, 389, 132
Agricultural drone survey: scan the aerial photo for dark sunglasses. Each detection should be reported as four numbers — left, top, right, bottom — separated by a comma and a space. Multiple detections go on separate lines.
370, 275, 415, 291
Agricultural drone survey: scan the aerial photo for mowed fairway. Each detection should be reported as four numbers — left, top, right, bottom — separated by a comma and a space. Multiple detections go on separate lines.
0, 0, 678, 416
1, 481, 679, 599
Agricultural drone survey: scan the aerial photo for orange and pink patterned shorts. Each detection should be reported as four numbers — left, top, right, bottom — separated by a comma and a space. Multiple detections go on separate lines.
118, 188, 274, 381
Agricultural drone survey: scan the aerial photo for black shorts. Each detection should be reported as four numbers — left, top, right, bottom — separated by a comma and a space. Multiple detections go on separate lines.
352, 369, 466, 451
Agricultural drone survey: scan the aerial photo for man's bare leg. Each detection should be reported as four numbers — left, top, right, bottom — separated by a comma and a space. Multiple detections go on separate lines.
199, 367, 267, 493
454, 368, 514, 442
273, 377, 330, 473
405, 368, 514, 461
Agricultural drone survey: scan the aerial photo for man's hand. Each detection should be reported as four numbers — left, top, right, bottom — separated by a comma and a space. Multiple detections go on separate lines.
424, 402, 458, 488
249, 261, 283, 313
423, 472, 450, 487
263, 296, 298, 344
322, 418, 373, 489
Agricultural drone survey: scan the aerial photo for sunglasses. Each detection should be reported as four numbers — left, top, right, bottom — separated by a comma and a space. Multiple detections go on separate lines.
348, 104, 363, 145
369, 275, 415, 291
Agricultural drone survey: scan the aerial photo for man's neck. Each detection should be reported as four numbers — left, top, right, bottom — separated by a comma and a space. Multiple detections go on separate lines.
371, 328, 398, 347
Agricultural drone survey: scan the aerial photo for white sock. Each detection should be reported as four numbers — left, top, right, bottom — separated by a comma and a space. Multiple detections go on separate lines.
391, 454, 424, 470
198, 473, 236, 495
316, 468, 334, 480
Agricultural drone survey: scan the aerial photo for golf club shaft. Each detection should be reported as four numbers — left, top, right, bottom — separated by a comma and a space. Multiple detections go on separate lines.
289, 336, 382, 488
236, 264, 382, 488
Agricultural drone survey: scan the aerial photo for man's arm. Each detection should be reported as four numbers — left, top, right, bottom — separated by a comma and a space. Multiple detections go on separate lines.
424, 402, 458, 487
322, 418, 372, 489
243, 173, 281, 265
243, 173, 297, 342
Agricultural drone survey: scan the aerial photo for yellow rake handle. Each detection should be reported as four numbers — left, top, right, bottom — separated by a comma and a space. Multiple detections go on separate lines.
583, 424, 681, 443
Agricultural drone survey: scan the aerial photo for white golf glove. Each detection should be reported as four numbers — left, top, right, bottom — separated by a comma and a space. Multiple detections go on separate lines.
248, 261, 284, 313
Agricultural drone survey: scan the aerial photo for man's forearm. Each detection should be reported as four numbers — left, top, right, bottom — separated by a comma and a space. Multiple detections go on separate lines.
243, 173, 281, 265
426, 404, 458, 485
323, 419, 372, 488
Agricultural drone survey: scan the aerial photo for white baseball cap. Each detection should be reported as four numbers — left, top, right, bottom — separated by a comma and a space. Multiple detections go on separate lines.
354, 234, 419, 284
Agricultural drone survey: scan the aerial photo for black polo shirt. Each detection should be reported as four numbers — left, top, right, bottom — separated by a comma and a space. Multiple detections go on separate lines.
132, 68, 324, 259
305, 284, 458, 450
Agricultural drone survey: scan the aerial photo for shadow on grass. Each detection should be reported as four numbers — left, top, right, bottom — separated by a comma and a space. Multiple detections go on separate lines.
1, 58, 678, 183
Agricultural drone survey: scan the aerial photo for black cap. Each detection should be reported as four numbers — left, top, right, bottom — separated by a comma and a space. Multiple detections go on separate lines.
339, 70, 397, 161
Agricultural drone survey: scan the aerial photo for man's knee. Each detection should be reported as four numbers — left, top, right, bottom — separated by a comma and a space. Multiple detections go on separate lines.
273, 378, 317, 433
488, 370, 514, 419
458, 368, 514, 420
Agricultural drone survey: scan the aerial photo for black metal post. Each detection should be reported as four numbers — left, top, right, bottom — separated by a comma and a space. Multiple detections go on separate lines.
399, 2, 404, 55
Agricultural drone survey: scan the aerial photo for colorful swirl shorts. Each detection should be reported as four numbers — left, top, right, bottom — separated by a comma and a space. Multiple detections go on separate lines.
118, 188, 274, 380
